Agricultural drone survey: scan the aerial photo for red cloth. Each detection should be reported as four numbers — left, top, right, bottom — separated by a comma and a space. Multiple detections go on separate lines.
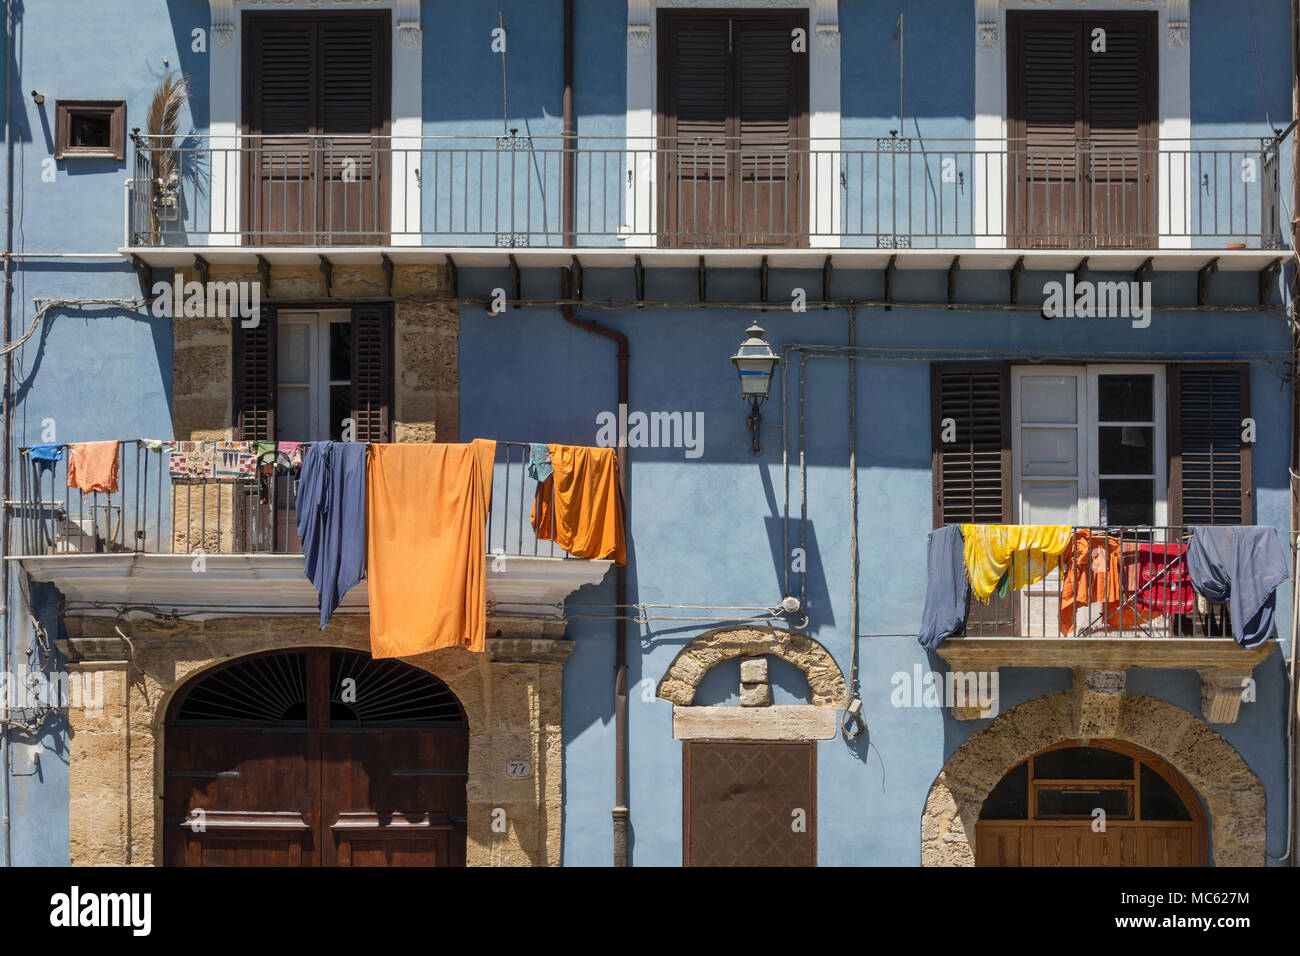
1129, 542, 1195, 614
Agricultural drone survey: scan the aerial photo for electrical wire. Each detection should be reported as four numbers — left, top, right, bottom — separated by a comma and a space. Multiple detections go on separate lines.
1, 297, 145, 357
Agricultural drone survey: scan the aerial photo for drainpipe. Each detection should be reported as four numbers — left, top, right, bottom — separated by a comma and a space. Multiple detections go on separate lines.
1, 0, 15, 869
1288, 0, 1300, 866
560, 0, 631, 866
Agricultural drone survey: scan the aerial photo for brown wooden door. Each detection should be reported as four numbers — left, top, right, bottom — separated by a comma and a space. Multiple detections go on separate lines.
243, 13, 390, 245
683, 740, 815, 866
164, 648, 467, 867
658, 11, 808, 248
1007, 12, 1156, 248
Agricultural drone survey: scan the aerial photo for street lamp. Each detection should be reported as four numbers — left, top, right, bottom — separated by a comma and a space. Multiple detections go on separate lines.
730, 322, 779, 455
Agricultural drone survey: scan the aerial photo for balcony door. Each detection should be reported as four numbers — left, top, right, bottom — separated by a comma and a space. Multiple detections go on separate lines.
1007, 12, 1157, 248
243, 13, 390, 245
657, 10, 809, 248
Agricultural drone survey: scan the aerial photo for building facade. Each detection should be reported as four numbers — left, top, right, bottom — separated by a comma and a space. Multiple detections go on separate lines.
0, 0, 1296, 867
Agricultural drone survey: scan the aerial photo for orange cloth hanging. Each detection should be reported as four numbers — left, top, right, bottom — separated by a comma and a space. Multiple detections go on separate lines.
1059, 530, 1152, 635
67, 441, 120, 494
366, 439, 496, 657
531, 444, 625, 565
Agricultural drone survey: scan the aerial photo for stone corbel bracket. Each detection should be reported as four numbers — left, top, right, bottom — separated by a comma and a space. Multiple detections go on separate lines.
937, 638, 1274, 725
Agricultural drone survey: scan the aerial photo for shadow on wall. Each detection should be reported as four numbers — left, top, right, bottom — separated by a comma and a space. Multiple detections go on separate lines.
692, 653, 812, 706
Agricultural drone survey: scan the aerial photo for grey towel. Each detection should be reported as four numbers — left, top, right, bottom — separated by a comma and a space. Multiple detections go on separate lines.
1186, 526, 1289, 649
918, 525, 969, 650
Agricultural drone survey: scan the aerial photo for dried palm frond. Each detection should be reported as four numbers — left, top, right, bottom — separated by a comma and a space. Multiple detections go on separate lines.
146, 73, 191, 241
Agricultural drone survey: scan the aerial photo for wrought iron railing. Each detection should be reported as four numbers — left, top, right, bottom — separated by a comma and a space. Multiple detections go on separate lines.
126, 133, 1286, 249
14, 440, 566, 560
959, 525, 1234, 639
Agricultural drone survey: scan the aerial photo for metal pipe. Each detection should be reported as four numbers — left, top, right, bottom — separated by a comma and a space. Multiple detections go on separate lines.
1, 0, 14, 868
562, 0, 632, 867
1286, 0, 1300, 866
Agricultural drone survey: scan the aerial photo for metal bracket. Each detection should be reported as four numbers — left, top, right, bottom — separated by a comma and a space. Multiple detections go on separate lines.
884, 254, 898, 311
759, 255, 769, 306
1009, 255, 1024, 306
129, 255, 153, 301
1198, 256, 1219, 306
698, 255, 707, 303
822, 254, 832, 310
508, 254, 521, 308
445, 254, 458, 298
380, 253, 394, 298
256, 255, 271, 297
193, 254, 209, 289
947, 256, 960, 309
1259, 257, 1282, 305
1134, 256, 1153, 288
570, 254, 583, 301
319, 255, 334, 297
634, 255, 644, 307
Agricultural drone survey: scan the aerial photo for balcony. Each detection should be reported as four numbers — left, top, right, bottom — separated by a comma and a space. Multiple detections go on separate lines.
936, 525, 1279, 724
10, 441, 611, 625
122, 133, 1288, 274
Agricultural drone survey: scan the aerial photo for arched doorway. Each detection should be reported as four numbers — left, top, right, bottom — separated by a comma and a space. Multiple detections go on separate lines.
163, 647, 468, 867
975, 740, 1208, 867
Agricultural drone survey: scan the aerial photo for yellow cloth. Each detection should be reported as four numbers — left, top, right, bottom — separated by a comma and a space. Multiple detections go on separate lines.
959, 524, 1073, 603
366, 440, 496, 658
67, 441, 120, 494
531, 444, 625, 565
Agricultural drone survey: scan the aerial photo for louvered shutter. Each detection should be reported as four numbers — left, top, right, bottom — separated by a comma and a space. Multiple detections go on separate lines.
234, 306, 277, 442
735, 15, 805, 245
1007, 12, 1155, 248
1168, 365, 1253, 525
658, 11, 806, 247
350, 304, 392, 443
660, 15, 730, 246
932, 363, 1011, 527
1084, 16, 1156, 246
318, 17, 388, 241
245, 18, 317, 244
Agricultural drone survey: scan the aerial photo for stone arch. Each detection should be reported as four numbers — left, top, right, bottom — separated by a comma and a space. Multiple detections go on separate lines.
920, 691, 1267, 867
656, 625, 847, 707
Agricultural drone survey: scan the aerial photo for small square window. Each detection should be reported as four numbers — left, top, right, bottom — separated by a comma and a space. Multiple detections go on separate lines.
54, 100, 126, 160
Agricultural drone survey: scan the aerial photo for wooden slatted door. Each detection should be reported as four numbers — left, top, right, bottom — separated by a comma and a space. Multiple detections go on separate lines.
1167, 365, 1253, 525
1007, 12, 1156, 248
684, 740, 815, 866
658, 10, 808, 247
243, 13, 390, 245
164, 648, 467, 867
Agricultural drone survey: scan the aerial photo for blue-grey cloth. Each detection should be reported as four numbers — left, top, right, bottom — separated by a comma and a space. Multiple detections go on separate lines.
27, 444, 64, 475
297, 441, 368, 629
526, 442, 553, 482
918, 524, 969, 650
1186, 526, 1289, 649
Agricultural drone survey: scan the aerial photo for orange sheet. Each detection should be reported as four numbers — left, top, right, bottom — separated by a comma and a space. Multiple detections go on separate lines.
366, 439, 496, 657
531, 444, 625, 565
1059, 530, 1151, 635
67, 441, 120, 494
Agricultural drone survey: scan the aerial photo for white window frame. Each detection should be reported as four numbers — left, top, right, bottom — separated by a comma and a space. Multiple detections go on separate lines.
206, 0, 422, 246
1012, 363, 1167, 527
277, 309, 352, 442
973, 0, 1191, 248
624, 0, 841, 247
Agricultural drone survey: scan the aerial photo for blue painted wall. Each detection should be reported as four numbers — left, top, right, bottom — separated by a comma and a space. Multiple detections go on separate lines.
0, 0, 1294, 866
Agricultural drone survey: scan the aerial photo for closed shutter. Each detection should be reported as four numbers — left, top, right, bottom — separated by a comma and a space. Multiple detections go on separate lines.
658, 10, 806, 247
350, 304, 393, 443
1168, 365, 1252, 525
735, 16, 805, 245
931, 363, 1011, 527
1007, 12, 1156, 247
244, 14, 389, 244
234, 307, 277, 442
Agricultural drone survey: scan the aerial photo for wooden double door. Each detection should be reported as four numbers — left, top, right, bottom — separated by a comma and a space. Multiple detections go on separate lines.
164, 648, 467, 867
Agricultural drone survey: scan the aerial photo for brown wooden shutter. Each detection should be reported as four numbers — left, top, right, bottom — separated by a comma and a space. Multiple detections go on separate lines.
1167, 365, 1253, 525
350, 304, 393, 443
931, 363, 1011, 528
233, 306, 277, 442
